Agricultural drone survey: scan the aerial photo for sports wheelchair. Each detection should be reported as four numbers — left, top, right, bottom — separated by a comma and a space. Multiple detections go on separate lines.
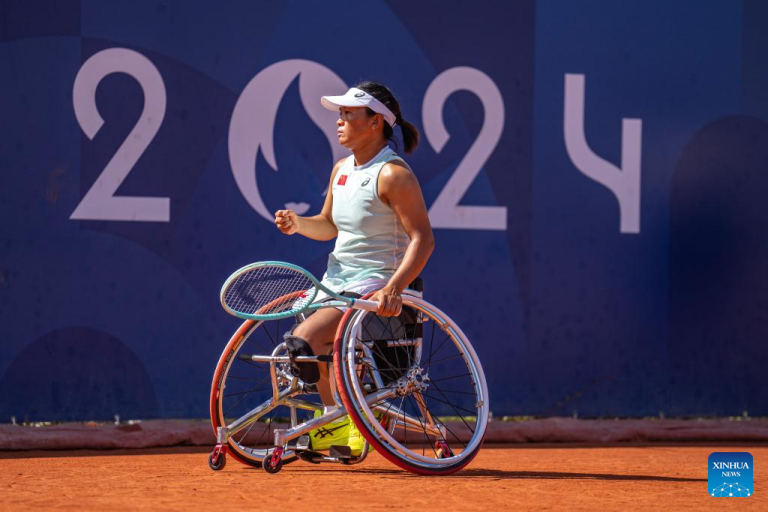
209, 280, 489, 475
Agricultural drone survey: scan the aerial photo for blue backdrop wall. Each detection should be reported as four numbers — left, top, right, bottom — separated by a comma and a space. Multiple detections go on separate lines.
1, 0, 767, 420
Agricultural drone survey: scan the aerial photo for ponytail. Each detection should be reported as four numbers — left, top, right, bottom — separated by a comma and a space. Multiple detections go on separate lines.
397, 117, 420, 154
355, 80, 421, 154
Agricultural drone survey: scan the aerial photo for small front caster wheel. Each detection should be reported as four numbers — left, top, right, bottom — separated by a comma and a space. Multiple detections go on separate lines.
208, 451, 227, 471
263, 457, 283, 474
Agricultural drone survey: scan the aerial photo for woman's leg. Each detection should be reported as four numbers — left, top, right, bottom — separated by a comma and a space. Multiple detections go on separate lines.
292, 307, 344, 406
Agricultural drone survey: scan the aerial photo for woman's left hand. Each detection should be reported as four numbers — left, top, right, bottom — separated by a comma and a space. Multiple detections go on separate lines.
371, 284, 402, 317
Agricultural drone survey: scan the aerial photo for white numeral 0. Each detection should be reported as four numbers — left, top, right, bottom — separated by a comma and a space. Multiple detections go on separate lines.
72, 48, 169, 222
228, 59, 348, 222
423, 67, 507, 230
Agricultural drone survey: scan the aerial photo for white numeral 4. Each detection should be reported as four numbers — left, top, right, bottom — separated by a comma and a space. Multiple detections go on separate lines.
564, 74, 642, 234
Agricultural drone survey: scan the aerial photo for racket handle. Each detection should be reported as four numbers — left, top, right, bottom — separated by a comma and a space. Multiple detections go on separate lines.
354, 298, 380, 312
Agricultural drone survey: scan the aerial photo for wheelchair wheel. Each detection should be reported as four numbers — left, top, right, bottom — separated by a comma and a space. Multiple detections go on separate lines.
333, 294, 489, 475
210, 317, 301, 468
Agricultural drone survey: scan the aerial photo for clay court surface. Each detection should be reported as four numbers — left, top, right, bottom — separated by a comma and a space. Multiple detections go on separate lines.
1, 445, 765, 510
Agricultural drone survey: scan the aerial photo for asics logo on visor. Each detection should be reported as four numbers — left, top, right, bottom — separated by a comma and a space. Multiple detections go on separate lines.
354, 92, 366, 97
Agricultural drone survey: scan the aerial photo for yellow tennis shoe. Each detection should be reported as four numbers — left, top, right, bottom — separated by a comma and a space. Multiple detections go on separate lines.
346, 416, 369, 456
348, 409, 385, 456
308, 410, 351, 452
308, 409, 376, 456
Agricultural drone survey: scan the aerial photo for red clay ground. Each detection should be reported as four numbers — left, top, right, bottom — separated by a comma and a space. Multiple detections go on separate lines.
2, 445, 766, 511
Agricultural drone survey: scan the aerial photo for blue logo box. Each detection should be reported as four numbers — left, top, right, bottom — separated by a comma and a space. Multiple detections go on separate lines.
709, 452, 753, 497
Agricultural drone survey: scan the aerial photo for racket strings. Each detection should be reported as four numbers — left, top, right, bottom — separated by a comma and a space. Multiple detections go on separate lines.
223, 266, 314, 316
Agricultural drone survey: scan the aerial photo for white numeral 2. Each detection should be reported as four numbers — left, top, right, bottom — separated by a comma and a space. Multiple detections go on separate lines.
423, 67, 507, 230
72, 48, 169, 222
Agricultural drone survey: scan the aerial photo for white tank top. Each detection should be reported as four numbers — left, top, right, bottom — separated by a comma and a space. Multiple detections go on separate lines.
320, 146, 410, 293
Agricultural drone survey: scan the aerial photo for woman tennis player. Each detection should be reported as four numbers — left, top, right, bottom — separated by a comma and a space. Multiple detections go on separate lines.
273, 81, 434, 454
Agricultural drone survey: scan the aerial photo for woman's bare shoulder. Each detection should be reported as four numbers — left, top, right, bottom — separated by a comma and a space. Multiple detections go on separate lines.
379, 160, 420, 205
382, 158, 413, 174
380, 159, 417, 185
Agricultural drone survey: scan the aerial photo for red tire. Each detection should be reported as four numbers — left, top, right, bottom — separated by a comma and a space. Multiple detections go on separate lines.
333, 292, 489, 475
210, 315, 300, 468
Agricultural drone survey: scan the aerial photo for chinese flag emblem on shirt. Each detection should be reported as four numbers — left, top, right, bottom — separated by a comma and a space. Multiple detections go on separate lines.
337, 174, 348, 186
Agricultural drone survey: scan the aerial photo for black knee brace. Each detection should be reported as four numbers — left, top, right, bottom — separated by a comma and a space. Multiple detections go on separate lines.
284, 331, 320, 384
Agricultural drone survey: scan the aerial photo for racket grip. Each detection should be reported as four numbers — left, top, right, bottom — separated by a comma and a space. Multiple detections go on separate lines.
354, 298, 380, 312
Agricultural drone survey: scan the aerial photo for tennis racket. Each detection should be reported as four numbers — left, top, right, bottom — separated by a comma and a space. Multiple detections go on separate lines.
220, 261, 380, 321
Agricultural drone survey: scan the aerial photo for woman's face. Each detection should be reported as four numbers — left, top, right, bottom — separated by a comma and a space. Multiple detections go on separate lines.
336, 106, 383, 149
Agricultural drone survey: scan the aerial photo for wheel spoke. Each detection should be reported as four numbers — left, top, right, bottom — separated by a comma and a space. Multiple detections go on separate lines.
406, 394, 440, 458
237, 357, 273, 372
255, 412, 272, 446
236, 408, 265, 446
223, 386, 270, 398
423, 332, 452, 369
399, 395, 407, 448
418, 391, 477, 417
225, 374, 270, 382
223, 385, 267, 417
429, 373, 472, 383
427, 314, 437, 365
435, 388, 476, 396
414, 397, 469, 449
427, 353, 464, 366
428, 380, 477, 435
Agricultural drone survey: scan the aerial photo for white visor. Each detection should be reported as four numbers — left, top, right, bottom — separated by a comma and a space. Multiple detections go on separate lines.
321, 87, 397, 127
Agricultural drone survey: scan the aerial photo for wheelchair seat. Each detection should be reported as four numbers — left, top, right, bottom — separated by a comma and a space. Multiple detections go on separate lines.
357, 276, 424, 385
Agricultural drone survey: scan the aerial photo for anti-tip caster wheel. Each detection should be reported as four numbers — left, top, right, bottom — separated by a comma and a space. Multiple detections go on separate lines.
435, 441, 454, 459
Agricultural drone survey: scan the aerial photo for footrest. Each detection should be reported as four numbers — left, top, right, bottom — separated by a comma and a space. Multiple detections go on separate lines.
296, 450, 325, 464
328, 445, 353, 459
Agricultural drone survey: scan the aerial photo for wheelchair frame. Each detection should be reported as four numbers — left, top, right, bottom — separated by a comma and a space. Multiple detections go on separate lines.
209, 290, 489, 475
